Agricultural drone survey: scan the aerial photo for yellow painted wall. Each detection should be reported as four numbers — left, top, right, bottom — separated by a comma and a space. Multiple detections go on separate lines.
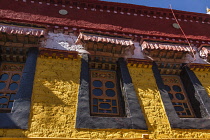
128, 66, 210, 139
0, 57, 147, 139
193, 71, 210, 96
1, 58, 210, 139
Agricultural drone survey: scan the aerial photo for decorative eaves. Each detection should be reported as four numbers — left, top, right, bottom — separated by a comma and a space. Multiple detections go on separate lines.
142, 41, 195, 52
76, 32, 134, 46
0, 23, 46, 37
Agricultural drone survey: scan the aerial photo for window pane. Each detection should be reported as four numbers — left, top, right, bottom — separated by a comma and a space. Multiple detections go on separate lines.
0, 74, 9, 81
8, 102, 14, 109
168, 93, 173, 100
0, 82, 6, 90
172, 85, 182, 92
93, 80, 102, 87
175, 93, 185, 100
9, 83, 18, 90
105, 81, 115, 88
164, 85, 171, 92
0, 97, 8, 104
174, 106, 184, 111
99, 103, 111, 109
106, 89, 116, 97
11, 74, 21, 81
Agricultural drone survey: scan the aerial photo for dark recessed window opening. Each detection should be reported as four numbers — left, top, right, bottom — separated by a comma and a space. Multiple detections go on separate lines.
161, 75, 195, 118
0, 63, 24, 113
90, 69, 125, 117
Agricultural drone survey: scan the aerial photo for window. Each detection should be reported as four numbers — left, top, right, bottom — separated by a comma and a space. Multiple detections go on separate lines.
76, 55, 147, 129
161, 75, 195, 118
0, 63, 24, 113
153, 62, 210, 129
0, 47, 38, 129
90, 70, 120, 116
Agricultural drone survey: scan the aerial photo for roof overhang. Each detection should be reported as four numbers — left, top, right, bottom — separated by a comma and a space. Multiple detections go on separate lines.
141, 41, 195, 52
76, 33, 134, 46
0, 23, 46, 37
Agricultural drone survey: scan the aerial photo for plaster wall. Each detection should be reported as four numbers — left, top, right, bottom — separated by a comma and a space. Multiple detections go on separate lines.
128, 66, 210, 139
1, 57, 210, 139
193, 71, 210, 96
0, 57, 147, 139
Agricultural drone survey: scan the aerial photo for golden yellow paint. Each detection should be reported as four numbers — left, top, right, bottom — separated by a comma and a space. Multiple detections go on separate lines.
128, 66, 210, 139
193, 71, 210, 96
1, 58, 210, 139
0, 57, 147, 139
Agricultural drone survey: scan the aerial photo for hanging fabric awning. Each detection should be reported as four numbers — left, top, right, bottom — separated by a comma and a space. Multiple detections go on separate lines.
0, 24, 46, 37
76, 33, 134, 46
141, 41, 195, 52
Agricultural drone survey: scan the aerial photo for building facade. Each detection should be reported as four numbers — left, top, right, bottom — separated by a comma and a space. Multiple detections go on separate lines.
1, 0, 210, 139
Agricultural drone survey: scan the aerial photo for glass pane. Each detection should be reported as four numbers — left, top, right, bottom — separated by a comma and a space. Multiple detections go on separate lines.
183, 103, 188, 108
9, 83, 18, 90
173, 102, 182, 105
112, 107, 117, 113
1, 105, 7, 108
182, 112, 187, 115
93, 89, 103, 96
172, 85, 182, 92
10, 94, 16, 100
175, 93, 185, 100
105, 81, 115, 88
0, 93, 3, 96
11, 74, 21, 81
0, 97, 8, 104
168, 93, 173, 100
186, 109, 191, 115
112, 100, 117, 106
106, 99, 111, 102
93, 106, 98, 112
0, 74, 9, 81
93, 88, 103, 96
164, 85, 171, 92
99, 103, 111, 109
99, 99, 104, 102
106, 110, 111, 113
99, 110, 105, 113
8, 102, 14, 108
0, 82, 6, 90
93, 98, 98, 105
174, 106, 184, 111
92, 80, 102, 87
106, 89, 116, 97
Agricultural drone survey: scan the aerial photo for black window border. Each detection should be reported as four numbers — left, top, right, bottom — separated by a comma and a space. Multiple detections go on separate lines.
76, 54, 147, 129
0, 47, 38, 129
153, 62, 210, 129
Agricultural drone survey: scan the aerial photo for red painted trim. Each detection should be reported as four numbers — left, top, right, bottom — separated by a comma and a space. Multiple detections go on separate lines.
0, 0, 210, 43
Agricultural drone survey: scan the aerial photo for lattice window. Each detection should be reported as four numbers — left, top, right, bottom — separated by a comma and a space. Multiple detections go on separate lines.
0, 63, 24, 113
90, 70, 120, 116
161, 75, 195, 118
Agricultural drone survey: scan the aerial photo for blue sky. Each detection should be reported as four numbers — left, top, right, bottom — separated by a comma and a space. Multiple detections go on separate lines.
101, 0, 210, 14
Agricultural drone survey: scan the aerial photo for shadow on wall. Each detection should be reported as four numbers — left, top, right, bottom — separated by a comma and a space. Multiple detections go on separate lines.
27, 57, 81, 137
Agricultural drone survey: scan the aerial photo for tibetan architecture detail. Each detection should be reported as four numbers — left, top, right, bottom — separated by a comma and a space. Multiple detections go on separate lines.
76, 32, 134, 46
1, 0, 210, 140
0, 23, 46, 37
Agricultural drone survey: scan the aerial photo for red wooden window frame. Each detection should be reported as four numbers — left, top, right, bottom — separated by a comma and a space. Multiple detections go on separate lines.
0, 63, 24, 113
161, 75, 195, 118
90, 69, 120, 116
